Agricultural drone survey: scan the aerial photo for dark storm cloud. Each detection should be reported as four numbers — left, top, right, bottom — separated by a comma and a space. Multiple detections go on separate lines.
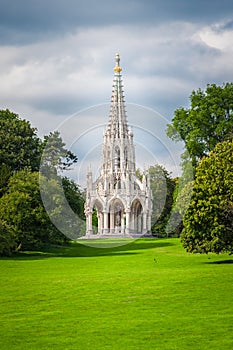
0, 0, 139, 44
1, 0, 233, 44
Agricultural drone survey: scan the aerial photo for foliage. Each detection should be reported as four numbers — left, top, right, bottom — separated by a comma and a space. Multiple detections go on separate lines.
166, 180, 194, 236
41, 131, 78, 176
181, 140, 233, 254
167, 83, 233, 168
0, 169, 68, 253
149, 165, 176, 236
0, 109, 42, 171
0, 220, 15, 256
0, 164, 12, 197
62, 177, 85, 220
0, 109, 83, 254
39, 173, 86, 240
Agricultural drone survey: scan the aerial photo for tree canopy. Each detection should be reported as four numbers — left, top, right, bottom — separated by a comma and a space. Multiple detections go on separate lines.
0, 169, 48, 251
0, 109, 42, 171
0, 168, 85, 254
167, 83, 233, 168
0, 109, 84, 255
181, 140, 233, 254
0, 220, 15, 256
41, 131, 78, 176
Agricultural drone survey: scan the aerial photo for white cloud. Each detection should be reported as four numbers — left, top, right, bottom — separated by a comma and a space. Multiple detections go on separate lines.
199, 24, 233, 51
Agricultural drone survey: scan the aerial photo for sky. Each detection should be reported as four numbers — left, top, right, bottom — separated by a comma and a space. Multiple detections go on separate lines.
1, 0, 233, 186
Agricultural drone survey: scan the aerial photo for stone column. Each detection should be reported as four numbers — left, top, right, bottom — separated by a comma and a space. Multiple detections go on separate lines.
138, 213, 142, 233
110, 211, 114, 234
125, 210, 130, 235
86, 211, 93, 235
103, 211, 109, 234
97, 212, 103, 234
100, 213, 104, 234
143, 212, 147, 234
121, 213, 125, 234
131, 210, 135, 233
147, 214, 151, 233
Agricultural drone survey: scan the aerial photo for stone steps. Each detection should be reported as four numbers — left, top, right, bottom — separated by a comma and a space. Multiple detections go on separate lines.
79, 232, 153, 239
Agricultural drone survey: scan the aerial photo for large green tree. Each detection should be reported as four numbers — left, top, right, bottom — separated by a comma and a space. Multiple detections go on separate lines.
181, 140, 233, 254
0, 169, 53, 251
167, 83, 233, 168
0, 169, 71, 253
0, 169, 85, 255
0, 109, 42, 171
0, 164, 12, 197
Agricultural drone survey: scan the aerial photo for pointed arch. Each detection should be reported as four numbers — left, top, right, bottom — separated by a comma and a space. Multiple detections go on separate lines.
130, 198, 143, 233
92, 199, 104, 212
91, 199, 104, 235
109, 198, 125, 234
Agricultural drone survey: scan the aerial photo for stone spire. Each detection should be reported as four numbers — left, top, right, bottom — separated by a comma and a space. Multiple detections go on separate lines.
102, 53, 135, 176
85, 53, 152, 237
108, 53, 129, 138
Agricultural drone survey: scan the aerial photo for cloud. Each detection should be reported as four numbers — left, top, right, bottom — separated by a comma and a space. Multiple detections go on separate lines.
1, 1, 233, 183
1, 20, 233, 136
0, 23, 224, 114
1, 0, 233, 45
199, 21, 233, 51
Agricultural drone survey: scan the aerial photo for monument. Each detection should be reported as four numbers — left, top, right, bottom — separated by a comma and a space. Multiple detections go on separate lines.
85, 53, 152, 236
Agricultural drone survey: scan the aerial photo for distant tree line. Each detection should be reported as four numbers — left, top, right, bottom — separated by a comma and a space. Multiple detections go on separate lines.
0, 109, 85, 256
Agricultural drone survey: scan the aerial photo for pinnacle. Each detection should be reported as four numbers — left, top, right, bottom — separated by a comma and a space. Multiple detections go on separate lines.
108, 54, 129, 138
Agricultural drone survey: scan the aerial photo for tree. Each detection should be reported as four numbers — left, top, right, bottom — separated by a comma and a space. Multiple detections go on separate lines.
40, 131, 78, 176
39, 174, 85, 240
0, 220, 15, 256
167, 83, 233, 168
0, 164, 12, 197
39, 133, 83, 240
0, 169, 68, 252
181, 140, 233, 254
149, 165, 176, 236
0, 109, 42, 171
166, 180, 194, 236
62, 177, 85, 220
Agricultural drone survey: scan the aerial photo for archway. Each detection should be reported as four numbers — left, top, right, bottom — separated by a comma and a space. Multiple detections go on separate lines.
131, 199, 143, 233
109, 198, 125, 234
92, 200, 104, 234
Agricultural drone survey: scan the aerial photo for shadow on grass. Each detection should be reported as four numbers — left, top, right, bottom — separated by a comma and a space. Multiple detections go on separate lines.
1, 239, 174, 260
204, 259, 233, 265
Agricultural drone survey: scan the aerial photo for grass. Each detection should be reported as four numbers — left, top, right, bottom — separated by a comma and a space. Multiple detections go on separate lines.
0, 238, 233, 350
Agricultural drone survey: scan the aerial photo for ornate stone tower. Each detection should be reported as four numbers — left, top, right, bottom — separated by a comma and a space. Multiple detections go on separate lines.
85, 53, 152, 236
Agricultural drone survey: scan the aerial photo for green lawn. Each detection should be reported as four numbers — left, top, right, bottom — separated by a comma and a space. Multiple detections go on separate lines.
0, 238, 233, 350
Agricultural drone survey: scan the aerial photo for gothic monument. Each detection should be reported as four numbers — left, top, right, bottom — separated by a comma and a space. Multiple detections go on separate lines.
85, 53, 152, 236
